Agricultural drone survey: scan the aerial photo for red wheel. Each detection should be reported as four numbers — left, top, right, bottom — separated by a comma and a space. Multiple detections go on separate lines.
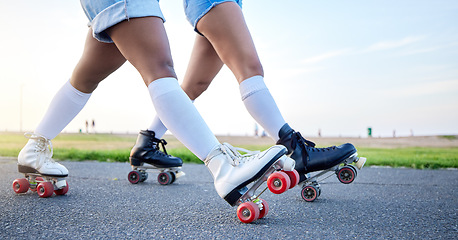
337, 166, 356, 184
12, 178, 30, 194
158, 172, 172, 185
283, 169, 300, 189
301, 185, 318, 202
37, 182, 54, 198
237, 202, 260, 223
128, 171, 141, 184
267, 171, 291, 194
257, 199, 269, 219
54, 182, 69, 196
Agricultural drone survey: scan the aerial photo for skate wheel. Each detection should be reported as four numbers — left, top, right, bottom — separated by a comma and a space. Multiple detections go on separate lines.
12, 178, 30, 194
158, 172, 172, 185
267, 171, 291, 194
257, 199, 269, 219
301, 185, 318, 202
54, 182, 69, 196
283, 169, 300, 189
128, 171, 141, 184
337, 166, 356, 184
37, 182, 54, 198
237, 202, 260, 223
139, 172, 148, 182
169, 172, 176, 184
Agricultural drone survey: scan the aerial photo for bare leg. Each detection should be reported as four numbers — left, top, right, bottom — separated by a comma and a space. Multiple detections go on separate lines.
196, 2, 263, 83
181, 35, 224, 100
106, 17, 219, 160
106, 17, 177, 84
71, 30, 127, 93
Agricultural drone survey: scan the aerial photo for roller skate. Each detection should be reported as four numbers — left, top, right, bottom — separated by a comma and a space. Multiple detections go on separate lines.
277, 124, 367, 202
12, 133, 69, 198
127, 130, 184, 185
204, 143, 298, 223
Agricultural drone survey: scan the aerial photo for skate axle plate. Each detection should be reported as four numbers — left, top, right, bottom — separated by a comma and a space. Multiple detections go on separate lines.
12, 173, 68, 198
128, 166, 184, 185
300, 153, 367, 202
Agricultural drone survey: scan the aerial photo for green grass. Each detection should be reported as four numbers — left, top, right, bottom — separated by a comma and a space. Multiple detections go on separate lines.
1, 132, 457, 169
357, 147, 458, 169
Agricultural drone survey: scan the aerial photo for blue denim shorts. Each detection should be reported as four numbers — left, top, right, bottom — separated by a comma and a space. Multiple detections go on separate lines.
183, 0, 242, 34
80, 0, 165, 43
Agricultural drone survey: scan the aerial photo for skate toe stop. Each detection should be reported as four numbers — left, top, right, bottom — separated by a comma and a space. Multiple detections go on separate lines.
355, 157, 366, 170
175, 171, 185, 178
281, 156, 295, 171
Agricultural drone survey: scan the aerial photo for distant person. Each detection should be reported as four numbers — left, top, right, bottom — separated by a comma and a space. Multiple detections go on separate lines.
17, 0, 293, 205
91, 119, 96, 134
85, 120, 89, 134
133, 0, 360, 184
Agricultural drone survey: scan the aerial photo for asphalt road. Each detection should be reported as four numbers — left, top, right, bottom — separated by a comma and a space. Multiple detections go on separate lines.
1, 157, 457, 239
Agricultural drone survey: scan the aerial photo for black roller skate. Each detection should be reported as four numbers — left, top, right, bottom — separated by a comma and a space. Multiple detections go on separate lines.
127, 130, 184, 185
277, 124, 366, 202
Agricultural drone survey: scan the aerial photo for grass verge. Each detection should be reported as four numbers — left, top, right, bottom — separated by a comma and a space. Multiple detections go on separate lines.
1, 133, 457, 169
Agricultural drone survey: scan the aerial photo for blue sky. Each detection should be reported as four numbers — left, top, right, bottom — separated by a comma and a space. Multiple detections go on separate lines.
1, 0, 457, 137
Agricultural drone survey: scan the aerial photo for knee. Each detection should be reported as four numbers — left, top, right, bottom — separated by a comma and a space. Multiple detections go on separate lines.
144, 59, 177, 85
236, 59, 264, 82
182, 79, 211, 100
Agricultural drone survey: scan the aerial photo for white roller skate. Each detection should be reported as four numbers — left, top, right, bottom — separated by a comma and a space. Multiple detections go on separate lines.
12, 133, 69, 198
205, 143, 299, 223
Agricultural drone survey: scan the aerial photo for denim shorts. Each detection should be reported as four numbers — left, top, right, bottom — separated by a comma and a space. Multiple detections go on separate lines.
183, 0, 242, 34
80, 0, 165, 43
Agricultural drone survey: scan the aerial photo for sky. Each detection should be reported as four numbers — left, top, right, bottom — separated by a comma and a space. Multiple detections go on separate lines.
1, 0, 457, 138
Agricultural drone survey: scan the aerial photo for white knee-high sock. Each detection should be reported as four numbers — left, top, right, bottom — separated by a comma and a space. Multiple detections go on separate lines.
147, 100, 195, 139
148, 78, 219, 160
147, 116, 168, 138
239, 75, 286, 141
35, 80, 91, 139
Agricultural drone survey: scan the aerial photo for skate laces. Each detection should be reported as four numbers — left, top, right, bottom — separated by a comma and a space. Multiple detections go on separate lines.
151, 137, 170, 156
24, 132, 55, 162
220, 143, 260, 166
294, 132, 336, 152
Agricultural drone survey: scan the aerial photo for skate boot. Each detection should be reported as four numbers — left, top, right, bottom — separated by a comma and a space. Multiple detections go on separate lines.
205, 143, 297, 223
13, 133, 69, 198
128, 130, 184, 185
277, 123, 366, 202
17, 133, 68, 177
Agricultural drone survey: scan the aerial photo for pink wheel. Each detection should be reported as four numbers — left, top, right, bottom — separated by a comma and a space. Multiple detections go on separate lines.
237, 202, 260, 223
12, 178, 30, 194
337, 166, 356, 184
37, 182, 54, 198
257, 199, 269, 219
267, 171, 291, 194
283, 169, 300, 189
54, 182, 69, 196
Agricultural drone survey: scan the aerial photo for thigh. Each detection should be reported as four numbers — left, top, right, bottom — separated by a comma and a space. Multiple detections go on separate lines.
106, 17, 176, 85
196, 2, 263, 82
181, 35, 224, 100
71, 29, 126, 93
183, 0, 242, 33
